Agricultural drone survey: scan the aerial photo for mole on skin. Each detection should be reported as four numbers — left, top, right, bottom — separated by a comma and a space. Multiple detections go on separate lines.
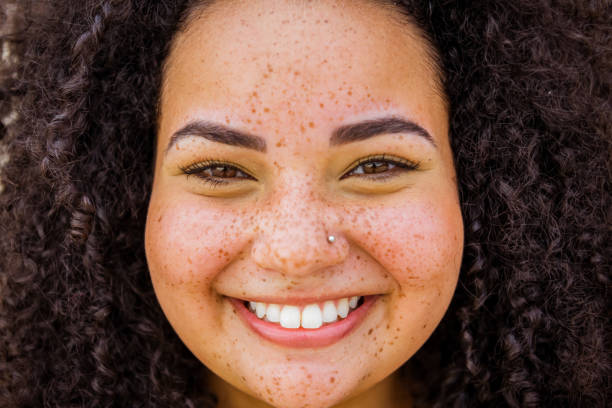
145, 0, 463, 407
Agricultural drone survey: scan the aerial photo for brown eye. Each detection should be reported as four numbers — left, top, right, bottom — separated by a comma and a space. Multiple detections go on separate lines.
181, 161, 255, 186
361, 161, 389, 174
341, 155, 419, 180
209, 165, 238, 178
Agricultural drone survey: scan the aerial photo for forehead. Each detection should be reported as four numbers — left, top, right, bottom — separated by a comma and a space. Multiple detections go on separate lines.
160, 0, 445, 139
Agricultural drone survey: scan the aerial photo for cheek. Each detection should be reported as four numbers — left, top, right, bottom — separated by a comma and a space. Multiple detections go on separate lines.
344, 198, 463, 363
347, 198, 463, 288
144, 198, 247, 290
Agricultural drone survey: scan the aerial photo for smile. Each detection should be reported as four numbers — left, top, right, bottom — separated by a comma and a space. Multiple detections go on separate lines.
229, 295, 379, 348
247, 296, 364, 329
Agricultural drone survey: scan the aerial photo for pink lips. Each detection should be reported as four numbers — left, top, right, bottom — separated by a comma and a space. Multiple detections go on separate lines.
230, 295, 378, 348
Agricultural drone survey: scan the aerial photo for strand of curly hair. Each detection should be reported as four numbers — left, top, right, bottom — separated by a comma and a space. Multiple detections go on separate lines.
1, 1, 609, 407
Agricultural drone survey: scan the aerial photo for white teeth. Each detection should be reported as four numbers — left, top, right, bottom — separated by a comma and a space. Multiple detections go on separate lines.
245, 296, 364, 329
255, 302, 267, 319
265, 304, 281, 323
322, 301, 338, 323
280, 305, 301, 329
301, 304, 323, 329
337, 298, 349, 318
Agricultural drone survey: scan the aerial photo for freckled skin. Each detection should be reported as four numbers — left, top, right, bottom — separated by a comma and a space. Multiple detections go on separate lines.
145, 1, 464, 408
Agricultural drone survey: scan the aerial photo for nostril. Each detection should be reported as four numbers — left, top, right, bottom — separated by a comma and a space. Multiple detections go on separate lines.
250, 233, 350, 276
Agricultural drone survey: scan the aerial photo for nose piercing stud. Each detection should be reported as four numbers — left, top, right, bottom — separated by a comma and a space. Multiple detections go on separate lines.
327, 235, 336, 243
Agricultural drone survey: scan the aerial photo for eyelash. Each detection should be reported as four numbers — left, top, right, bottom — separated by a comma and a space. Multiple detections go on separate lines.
180, 154, 420, 187
340, 154, 420, 180
180, 160, 254, 187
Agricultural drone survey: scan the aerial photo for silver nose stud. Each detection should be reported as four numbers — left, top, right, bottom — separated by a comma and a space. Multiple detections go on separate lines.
327, 235, 336, 243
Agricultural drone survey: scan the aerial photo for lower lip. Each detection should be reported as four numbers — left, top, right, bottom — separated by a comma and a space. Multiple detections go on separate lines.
229, 296, 379, 348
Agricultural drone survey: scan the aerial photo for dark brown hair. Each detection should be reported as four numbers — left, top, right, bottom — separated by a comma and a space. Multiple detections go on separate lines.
1, 1, 609, 406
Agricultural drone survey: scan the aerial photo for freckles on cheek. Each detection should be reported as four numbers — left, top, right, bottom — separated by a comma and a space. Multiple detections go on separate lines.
146, 203, 241, 288
356, 201, 463, 283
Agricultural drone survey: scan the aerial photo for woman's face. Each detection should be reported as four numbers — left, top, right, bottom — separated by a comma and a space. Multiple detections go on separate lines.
145, 0, 463, 407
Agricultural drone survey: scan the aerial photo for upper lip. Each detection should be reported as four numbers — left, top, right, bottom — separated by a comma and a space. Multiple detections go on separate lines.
230, 293, 377, 306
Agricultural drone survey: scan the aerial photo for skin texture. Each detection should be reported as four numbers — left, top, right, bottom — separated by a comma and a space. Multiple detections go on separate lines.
145, 1, 463, 407
2, 0, 610, 407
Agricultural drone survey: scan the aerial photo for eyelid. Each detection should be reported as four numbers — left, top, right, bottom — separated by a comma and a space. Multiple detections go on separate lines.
340, 154, 420, 179
179, 159, 257, 180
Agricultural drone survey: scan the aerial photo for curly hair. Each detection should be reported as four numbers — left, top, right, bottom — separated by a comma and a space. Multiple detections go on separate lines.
0, 0, 609, 406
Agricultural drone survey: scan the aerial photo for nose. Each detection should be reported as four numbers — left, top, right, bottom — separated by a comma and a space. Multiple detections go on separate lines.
250, 188, 349, 277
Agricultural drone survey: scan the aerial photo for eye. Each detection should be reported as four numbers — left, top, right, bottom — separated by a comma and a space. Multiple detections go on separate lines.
340, 154, 419, 181
180, 160, 256, 186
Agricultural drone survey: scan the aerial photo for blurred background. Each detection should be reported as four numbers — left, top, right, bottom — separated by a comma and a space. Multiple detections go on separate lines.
0, 0, 20, 193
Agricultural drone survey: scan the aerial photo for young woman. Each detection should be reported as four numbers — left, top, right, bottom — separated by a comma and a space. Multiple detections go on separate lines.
0, 1, 609, 407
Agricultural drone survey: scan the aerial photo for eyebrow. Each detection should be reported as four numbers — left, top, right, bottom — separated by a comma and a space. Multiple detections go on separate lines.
165, 121, 267, 154
330, 117, 436, 148
165, 116, 435, 155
